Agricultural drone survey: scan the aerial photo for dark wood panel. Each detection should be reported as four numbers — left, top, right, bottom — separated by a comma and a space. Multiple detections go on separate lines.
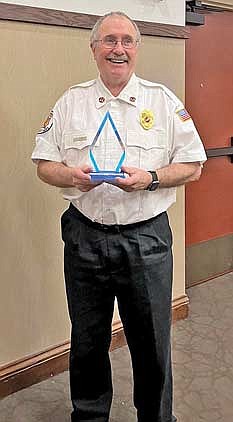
0, 341, 70, 398
137, 20, 189, 38
0, 3, 190, 39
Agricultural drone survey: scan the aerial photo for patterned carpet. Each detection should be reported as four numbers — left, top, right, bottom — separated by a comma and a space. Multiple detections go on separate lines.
1, 272, 233, 422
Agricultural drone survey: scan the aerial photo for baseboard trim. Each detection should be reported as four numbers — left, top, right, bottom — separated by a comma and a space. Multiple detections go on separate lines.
172, 294, 189, 322
0, 296, 189, 399
0, 341, 70, 399
186, 234, 233, 287
186, 269, 233, 289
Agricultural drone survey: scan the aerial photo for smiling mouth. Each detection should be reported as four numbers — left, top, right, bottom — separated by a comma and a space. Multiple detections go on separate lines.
106, 58, 128, 64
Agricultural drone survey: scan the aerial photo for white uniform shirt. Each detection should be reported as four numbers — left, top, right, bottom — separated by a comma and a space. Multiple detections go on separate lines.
32, 74, 207, 225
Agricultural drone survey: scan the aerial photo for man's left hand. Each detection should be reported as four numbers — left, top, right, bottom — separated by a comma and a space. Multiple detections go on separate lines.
114, 166, 152, 192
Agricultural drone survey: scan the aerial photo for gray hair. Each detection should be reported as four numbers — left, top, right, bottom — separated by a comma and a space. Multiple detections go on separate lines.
90, 11, 141, 46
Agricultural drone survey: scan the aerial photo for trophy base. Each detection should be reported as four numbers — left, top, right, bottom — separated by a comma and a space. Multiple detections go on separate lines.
90, 171, 125, 182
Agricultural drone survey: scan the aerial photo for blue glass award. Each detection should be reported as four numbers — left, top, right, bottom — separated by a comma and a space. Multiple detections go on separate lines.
89, 111, 125, 182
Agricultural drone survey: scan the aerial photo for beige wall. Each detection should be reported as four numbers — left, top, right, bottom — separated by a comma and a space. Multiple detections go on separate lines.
0, 20, 185, 366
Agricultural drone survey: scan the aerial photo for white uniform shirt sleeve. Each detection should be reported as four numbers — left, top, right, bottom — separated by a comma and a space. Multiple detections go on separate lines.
169, 103, 207, 164
31, 96, 65, 164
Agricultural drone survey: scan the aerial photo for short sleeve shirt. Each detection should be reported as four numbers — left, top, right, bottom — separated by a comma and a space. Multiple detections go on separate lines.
31, 74, 207, 225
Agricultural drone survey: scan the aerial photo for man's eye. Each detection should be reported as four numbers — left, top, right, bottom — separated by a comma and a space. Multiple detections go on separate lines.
123, 39, 132, 46
104, 37, 116, 43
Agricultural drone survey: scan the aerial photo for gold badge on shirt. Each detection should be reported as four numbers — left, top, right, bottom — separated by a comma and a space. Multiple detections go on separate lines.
140, 109, 154, 130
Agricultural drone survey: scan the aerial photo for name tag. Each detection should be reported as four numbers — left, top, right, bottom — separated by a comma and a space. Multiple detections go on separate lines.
73, 135, 87, 143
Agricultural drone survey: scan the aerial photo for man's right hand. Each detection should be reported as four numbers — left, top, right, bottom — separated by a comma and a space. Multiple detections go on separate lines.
37, 160, 101, 190
71, 165, 102, 192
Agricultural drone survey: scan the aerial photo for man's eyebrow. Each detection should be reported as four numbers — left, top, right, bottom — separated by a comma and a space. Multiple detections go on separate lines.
104, 34, 134, 39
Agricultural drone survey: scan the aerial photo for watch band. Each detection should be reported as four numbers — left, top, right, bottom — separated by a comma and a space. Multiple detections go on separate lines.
146, 171, 160, 191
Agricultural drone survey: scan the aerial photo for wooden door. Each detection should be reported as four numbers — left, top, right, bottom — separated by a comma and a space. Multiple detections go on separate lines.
185, 10, 233, 286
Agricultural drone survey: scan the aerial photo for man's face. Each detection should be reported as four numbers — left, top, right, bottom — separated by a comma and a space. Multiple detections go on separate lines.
91, 15, 139, 89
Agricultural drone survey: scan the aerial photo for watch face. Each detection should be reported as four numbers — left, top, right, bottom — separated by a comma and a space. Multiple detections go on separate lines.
146, 171, 159, 191
150, 180, 159, 191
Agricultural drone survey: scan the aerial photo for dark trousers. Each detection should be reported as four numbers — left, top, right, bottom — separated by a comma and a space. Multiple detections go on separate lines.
61, 204, 174, 422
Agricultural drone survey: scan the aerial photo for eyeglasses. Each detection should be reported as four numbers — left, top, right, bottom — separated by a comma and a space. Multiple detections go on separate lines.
95, 37, 139, 49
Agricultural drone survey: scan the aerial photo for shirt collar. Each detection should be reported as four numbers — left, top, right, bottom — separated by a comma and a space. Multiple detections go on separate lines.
95, 73, 138, 109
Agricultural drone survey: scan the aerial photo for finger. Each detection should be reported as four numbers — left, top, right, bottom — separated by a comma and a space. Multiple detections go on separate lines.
72, 174, 90, 183
121, 165, 134, 175
115, 176, 132, 186
81, 165, 93, 174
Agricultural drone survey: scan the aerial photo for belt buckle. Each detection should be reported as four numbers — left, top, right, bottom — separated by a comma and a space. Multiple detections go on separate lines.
102, 224, 121, 233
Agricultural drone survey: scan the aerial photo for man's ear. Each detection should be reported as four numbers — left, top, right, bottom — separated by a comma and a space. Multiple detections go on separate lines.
90, 43, 96, 60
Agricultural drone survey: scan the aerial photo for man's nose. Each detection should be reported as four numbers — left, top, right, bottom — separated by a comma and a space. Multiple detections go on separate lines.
112, 41, 126, 53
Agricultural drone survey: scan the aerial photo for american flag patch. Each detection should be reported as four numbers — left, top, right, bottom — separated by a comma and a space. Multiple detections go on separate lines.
176, 108, 191, 122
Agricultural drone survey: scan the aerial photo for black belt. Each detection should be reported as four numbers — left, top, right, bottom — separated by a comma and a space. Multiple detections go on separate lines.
69, 203, 164, 233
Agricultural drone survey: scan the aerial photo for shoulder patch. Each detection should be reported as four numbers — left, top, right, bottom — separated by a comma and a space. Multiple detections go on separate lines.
37, 110, 53, 134
176, 108, 191, 122
70, 79, 96, 90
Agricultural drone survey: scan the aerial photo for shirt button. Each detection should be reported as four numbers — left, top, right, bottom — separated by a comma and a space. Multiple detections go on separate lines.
130, 96, 136, 103
99, 97, 105, 103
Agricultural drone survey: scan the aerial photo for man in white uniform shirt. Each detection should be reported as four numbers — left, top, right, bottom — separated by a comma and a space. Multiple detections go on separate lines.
32, 11, 206, 422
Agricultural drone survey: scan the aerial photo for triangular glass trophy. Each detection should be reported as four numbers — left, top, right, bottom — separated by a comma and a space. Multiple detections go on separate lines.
89, 111, 125, 182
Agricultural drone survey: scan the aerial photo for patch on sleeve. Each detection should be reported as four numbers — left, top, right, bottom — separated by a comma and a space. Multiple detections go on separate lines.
37, 110, 53, 134
176, 108, 191, 122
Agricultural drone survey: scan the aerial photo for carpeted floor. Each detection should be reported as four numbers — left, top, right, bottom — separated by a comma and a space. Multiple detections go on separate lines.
1, 272, 233, 422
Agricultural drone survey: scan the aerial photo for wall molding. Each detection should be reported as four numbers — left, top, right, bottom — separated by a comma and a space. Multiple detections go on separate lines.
186, 234, 233, 288
203, 1, 233, 10
0, 3, 190, 39
0, 296, 189, 399
172, 294, 189, 322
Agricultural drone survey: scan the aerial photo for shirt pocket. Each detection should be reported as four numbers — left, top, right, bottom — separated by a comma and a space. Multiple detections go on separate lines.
62, 130, 98, 167
126, 128, 169, 170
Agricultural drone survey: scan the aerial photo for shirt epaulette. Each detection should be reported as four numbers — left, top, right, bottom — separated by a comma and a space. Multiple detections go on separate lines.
70, 80, 96, 90
139, 78, 182, 108
139, 78, 163, 89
